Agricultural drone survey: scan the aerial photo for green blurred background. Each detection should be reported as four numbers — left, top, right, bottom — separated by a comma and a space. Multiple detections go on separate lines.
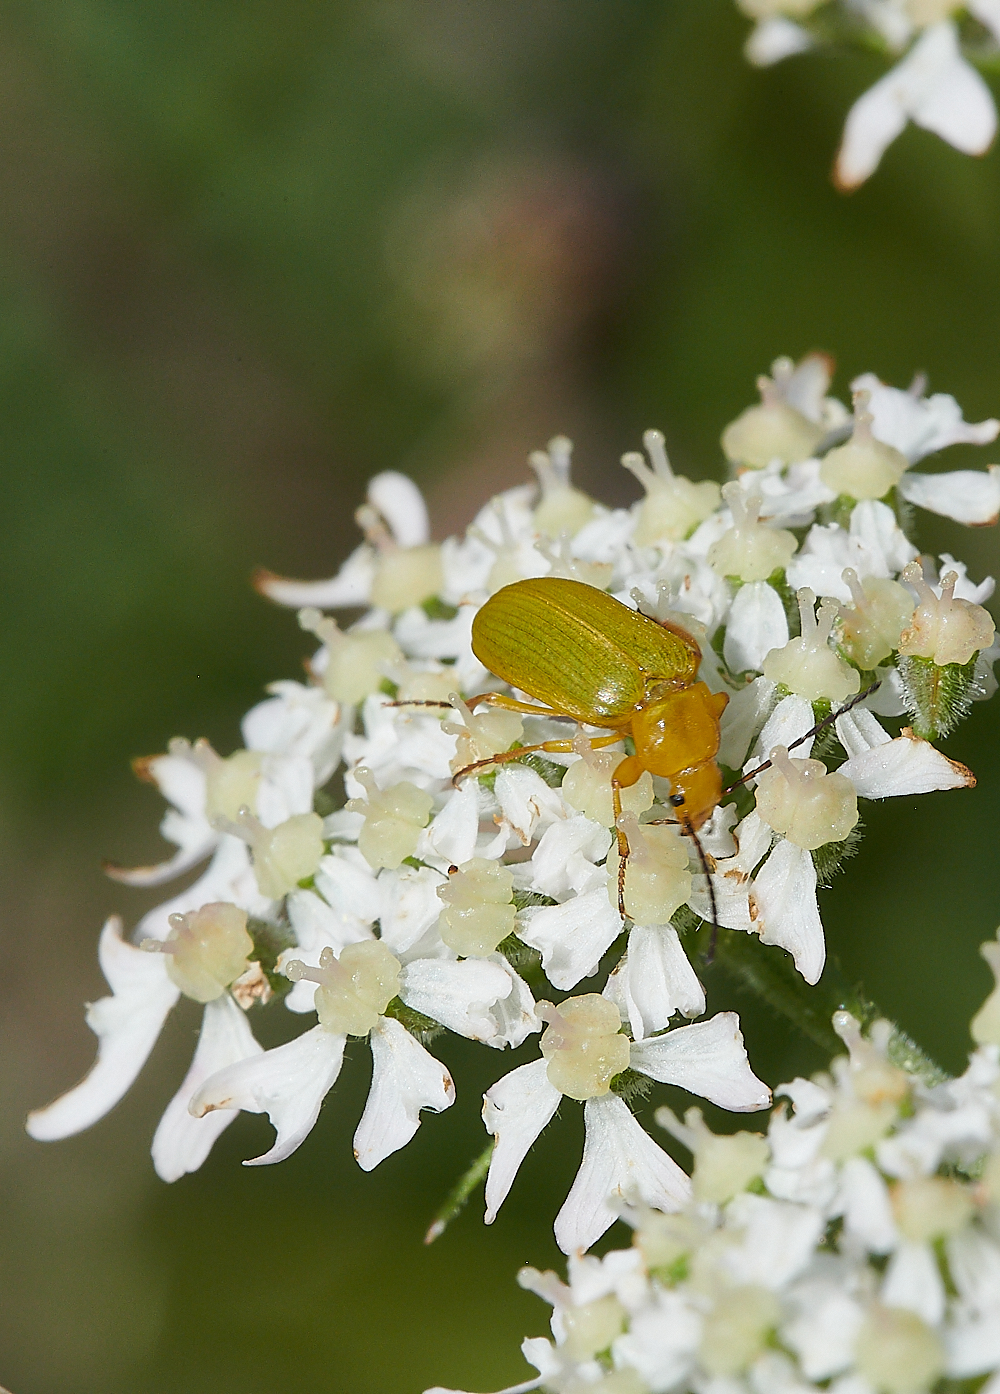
2, 2, 1000, 1390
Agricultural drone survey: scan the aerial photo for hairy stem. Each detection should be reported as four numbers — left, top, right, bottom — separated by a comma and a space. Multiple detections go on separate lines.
424, 1140, 494, 1244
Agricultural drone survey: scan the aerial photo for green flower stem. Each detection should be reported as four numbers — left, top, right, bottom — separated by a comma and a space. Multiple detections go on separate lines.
710, 929, 947, 1087
424, 1140, 494, 1244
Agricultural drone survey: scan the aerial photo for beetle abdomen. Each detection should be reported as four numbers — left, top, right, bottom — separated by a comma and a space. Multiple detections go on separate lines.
471, 577, 698, 724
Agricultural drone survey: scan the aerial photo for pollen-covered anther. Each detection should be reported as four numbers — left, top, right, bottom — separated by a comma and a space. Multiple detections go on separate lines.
707, 482, 798, 582
354, 501, 443, 613
537, 994, 630, 1100
897, 562, 996, 667
562, 733, 653, 827
622, 428, 721, 544
346, 765, 433, 870
762, 587, 861, 702
754, 745, 858, 850
285, 941, 401, 1035
529, 435, 598, 537
837, 566, 915, 670
819, 389, 908, 501
720, 367, 825, 468
443, 695, 523, 775
436, 857, 516, 957
299, 606, 403, 704
606, 811, 693, 923
229, 807, 325, 898
142, 901, 254, 1003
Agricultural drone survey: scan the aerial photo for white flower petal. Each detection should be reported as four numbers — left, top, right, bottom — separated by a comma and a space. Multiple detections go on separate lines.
724, 582, 789, 674
354, 1017, 455, 1171
972, 0, 1000, 42
718, 676, 778, 770
517, 888, 623, 991
134, 835, 272, 944
483, 954, 541, 1049
898, 466, 1000, 525
630, 1012, 771, 1111
255, 542, 376, 608
724, 1192, 825, 1289
151, 995, 263, 1182
882, 1240, 946, 1326
612, 1289, 702, 1391
378, 864, 449, 957
399, 958, 512, 1042
604, 924, 705, 1040
242, 680, 343, 778
314, 847, 383, 925
554, 1094, 690, 1255
527, 815, 611, 900
368, 470, 431, 548
483, 1058, 562, 1223
911, 37, 997, 155
418, 781, 482, 868
753, 839, 825, 985
752, 694, 816, 764
188, 1023, 345, 1166
688, 811, 774, 932
853, 371, 1000, 463
745, 16, 813, 66
494, 765, 567, 845
839, 730, 975, 798
783, 1280, 864, 1381
839, 1156, 897, 1254
26, 917, 180, 1141
105, 746, 213, 887
282, 889, 374, 1013
834, 708, 892, 760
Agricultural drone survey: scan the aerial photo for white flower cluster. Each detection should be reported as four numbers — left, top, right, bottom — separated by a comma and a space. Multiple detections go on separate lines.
735, 0, 1000, 187
428, 930, 1000, 1394
26, 355, 998, 1254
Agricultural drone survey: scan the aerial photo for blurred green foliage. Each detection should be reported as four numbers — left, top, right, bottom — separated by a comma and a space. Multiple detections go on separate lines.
1, 3, 1000, 1391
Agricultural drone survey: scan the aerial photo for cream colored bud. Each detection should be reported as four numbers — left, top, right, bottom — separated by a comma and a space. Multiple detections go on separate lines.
562, 739, 654, 827
633, 1209, 710, 1274
854, 1305, 944, 1394
204, 749, 263, 822
821, 1099, 898, 1162
683, 1107, 770, 1204
285, 940, 401, 1036
347, 767, 433, 870
299, 608, 403, 704
538, 995, 630, 1100
838, 568, 915, 670
737, 0, 822, 19
249, 812, 325, 897
891, 1177, 974, 1243
623, 429, 721, 544
834, 1012, 911, 1107
898, 563, 996, 668
754, 746, 858, 850
820, 392, 908, 501
151, 902, 254, 1004
561, 1294, 628, 1361
530, 436, 598, 537
606, 814, 693, 924
763, 588, 861, 703
970, 939, 1000, 1046
437, 858, 516, 957
395, 668, 458, 705
370, 544, 444, 614
443, 696, 523, 776
721, 372, 825, 468
708, 482, 798, 582
699, 1285, 781, 1377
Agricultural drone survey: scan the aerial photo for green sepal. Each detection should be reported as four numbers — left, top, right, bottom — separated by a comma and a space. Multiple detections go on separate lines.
811, 820, 864, 888
896, 652, 979, 740
512, 889, 558, 911
516, 752, 566, 787
313, 788, 339, 817
610, 1068, 653, 1106
382, 996, 445, 1046
378, 677, 400, 698
496, 932, 542, 975
246, 916, 297, 999
421, 596, 459, 622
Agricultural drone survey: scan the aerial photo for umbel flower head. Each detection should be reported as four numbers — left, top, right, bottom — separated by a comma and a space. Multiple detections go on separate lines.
426, 926, 1000, 1394
27, 352, 999, 1252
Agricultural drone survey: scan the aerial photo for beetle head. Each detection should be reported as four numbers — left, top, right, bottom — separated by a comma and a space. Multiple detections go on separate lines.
671, 761, 722, 832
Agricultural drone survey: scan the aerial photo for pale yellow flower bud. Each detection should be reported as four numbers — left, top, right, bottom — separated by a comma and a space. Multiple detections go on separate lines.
606, 813, 693, 924
699, 1286, 781, 1377
285, 940, 401, 1036
838, 568, 915, 670
970, 938, 1000, 1045
562, 737, 654, 827
763, 588, 861, 703
897, 563, 996, 668
820, 392, 908, 501
395, 667, 458, 705
906, 0, 958, 25
754, 746, 858, 850
683, 1107, 770, 1204
530, 435, 598, 537
437, 858, 516, 957
891, 1177, 974, 1243
561, 1294, 628, 1361
146, 901, 254, 1004
204, 749, 264, 822
538, 994, 630, 1100
443, 696, 523, 776
633, 1208, 711, 1273
622, 429, 721, 544
721, 372, 825, 467
854, 1305, 944, 1394
708, 482, 798, 582
299, 608, 403, 704
246, 812, 326, 897
355, 500, 444, 612
347, 767, 434, 870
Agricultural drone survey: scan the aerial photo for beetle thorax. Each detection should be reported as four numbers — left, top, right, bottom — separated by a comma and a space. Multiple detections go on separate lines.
631, 682, 724, 778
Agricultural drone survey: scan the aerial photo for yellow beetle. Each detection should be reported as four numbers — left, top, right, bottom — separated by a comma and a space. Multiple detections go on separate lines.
453, 577, 729, 914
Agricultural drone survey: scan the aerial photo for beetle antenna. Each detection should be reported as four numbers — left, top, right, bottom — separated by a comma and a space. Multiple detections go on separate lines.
681, 820, 721, 962
723, 679, 880, 796
385, 699, 454, 709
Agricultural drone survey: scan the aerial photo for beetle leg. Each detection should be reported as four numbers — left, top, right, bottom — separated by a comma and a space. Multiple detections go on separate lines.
452, 741, 556, 784
463, 692, 567, 719
611, 778, 629, 919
